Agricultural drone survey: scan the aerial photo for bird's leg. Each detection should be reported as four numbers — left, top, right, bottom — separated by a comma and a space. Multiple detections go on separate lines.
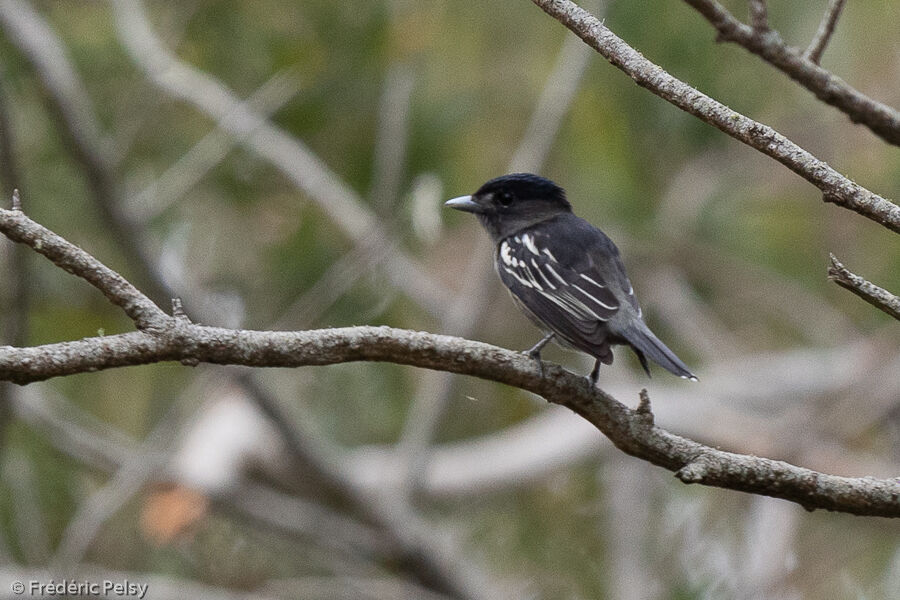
586, 359, 602, 387
524, 332, 555, 360
523, 333, 554, 378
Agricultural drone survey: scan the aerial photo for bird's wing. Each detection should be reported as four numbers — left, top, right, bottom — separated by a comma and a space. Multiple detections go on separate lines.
496, 224, 624, 351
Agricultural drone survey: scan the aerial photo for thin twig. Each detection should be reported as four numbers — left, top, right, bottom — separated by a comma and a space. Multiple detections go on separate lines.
0, 207, 167, 330
680, 0, 900, 147
531, 0, 900, 232
2, 208, 900, 518
828, 254, 900, 321
804, 0, 848, 65
748, 0, 768, 31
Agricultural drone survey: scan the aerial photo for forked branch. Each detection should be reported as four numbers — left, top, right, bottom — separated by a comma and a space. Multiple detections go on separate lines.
529, 0, 900, 233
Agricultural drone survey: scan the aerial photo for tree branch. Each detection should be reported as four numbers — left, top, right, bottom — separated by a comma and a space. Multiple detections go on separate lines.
529, 0, 900, 233
2, 206, 900, 518
0, 206, 167, 330
828, 254, 900, 321
680, 0, 900, 147
804, 0, 848, 65
747, 0, 768, 31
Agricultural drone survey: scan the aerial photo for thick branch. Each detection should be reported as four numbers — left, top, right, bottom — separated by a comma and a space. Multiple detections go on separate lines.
828, 254, 900, 321
529, 0, 900, 233
681, 0, 900, 146
2, 323, 900, 517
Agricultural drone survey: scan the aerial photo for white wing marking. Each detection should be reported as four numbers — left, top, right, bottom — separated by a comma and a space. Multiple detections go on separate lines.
579, 273, 606, 289
500, 241, 514, 267
503, 266, 533, 289
531, 259, 557, 290
522, 233, 539, 255
521, 263, 544, 291
544, 263, 568, 286
572, 284, 617, 310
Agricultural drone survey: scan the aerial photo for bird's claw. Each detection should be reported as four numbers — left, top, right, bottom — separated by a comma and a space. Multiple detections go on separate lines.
585, 359, 601, 388
522, 333, 554, 378
522, 348, 545, 378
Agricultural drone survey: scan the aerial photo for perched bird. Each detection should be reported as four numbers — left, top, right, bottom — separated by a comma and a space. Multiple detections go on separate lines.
446, 173, 696, 383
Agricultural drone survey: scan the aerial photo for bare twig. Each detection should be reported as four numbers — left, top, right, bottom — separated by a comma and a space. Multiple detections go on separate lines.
2, 208, 900, 518
0, 207, 167, 330
679, 0, 900, 147
748, 0, 768, 31
828, 254, 900, 321
4, 320, 899, 518
530, 0, 900, 232
804, 0, 848, 65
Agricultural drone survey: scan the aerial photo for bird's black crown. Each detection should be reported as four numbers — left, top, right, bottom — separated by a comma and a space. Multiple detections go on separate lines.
474, 173, 571, 211
447, 173, 573, 241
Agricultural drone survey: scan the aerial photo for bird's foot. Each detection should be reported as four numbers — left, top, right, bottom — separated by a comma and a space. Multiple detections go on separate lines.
523, 349, 545, 378
522, 333, 554, 378
585, 359, 601, 388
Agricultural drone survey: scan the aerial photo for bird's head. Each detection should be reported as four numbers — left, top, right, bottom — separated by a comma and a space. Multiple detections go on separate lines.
445, 173, 572, 241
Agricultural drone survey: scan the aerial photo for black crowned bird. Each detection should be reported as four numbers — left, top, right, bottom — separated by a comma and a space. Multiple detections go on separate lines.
446, 173, 697, 383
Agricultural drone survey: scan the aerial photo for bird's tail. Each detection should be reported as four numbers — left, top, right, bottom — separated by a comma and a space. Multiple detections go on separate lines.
619, 320, 697, 381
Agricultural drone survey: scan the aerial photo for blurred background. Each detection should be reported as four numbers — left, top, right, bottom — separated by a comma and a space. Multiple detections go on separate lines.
0, 0, 898, 598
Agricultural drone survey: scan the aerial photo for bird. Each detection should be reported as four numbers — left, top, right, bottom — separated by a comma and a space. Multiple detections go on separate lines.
445, 173, 697, 384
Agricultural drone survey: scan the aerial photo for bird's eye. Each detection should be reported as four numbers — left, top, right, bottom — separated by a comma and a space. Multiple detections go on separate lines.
497, 192, 514, 207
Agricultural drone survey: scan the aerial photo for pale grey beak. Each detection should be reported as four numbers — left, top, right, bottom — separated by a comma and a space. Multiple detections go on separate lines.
444, 195, 483, 213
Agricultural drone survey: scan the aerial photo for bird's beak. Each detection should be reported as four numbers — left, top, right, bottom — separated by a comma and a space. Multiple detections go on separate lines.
444, 195, 483, 213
